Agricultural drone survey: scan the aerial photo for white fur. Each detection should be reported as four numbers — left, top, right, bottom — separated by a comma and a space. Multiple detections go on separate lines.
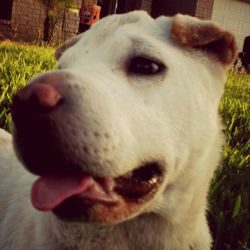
0, 11, 234, 250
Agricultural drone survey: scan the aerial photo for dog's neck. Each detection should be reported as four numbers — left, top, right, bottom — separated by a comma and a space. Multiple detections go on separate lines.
48, 213, 169, 250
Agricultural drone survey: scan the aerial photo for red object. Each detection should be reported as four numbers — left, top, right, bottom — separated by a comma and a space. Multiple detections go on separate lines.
79, 4, 101, 25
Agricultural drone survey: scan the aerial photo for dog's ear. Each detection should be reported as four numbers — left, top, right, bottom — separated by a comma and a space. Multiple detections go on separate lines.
170, 14, 237, 65
55, 34, 83, 60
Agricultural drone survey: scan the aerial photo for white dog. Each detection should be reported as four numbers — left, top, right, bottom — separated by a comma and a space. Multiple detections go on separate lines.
0, 11, 236, 250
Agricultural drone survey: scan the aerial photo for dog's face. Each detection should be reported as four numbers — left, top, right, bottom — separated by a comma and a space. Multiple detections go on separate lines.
11, 11, 236, 224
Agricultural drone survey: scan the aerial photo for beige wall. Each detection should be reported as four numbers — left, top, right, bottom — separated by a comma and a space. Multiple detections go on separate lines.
212, 0, 250, 50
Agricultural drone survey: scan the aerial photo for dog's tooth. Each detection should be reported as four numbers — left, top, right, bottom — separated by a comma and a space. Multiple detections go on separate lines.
148, 176, 158, 185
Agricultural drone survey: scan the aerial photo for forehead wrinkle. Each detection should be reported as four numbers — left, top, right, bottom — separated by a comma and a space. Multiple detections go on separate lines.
127, 36, 163, 60
59, 14, 162, 68
89, 11, 153, 46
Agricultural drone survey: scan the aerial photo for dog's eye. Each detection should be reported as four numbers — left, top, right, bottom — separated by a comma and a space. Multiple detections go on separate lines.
128, 57, 165, 75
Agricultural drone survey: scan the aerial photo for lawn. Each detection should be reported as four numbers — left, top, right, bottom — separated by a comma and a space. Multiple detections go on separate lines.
0, 42, 249, 250
0, 42, 56, 130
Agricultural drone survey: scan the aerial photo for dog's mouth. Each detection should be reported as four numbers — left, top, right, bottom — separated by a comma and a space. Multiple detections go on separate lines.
31, 162, 164, 223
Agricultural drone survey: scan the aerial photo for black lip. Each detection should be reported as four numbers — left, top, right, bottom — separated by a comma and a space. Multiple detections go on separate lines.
115, 162, 163, 198
53, 196, 97, 222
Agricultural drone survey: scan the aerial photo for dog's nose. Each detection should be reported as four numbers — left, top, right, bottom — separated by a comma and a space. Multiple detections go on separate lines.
12, 83, 62, 117
11, 82, 66, 175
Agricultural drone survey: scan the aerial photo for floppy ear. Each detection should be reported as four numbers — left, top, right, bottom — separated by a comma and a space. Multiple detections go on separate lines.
170, 14, 237, 65
55, 34, 83, 60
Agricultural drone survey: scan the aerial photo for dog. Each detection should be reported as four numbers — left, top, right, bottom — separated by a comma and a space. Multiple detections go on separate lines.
0, 11, 236, 250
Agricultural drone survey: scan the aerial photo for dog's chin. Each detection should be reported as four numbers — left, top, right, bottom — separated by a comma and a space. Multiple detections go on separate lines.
49, 162, 165, 224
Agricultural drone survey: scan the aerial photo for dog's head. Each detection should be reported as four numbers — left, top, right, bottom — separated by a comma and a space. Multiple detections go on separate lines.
11, 11, 236, 224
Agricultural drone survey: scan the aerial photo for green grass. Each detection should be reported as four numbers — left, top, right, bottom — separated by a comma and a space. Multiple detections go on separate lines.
0, 42, 56, 130
208, 71, 250, 250
0, 42, 249, 249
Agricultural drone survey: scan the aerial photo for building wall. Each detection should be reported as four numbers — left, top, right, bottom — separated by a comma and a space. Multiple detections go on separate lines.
11, 0, 46, 41
195, 0, 214, 19
0, 0, 81, 43
151, 0, 197, 18
2, 0, 249, 47
143, 0, 249, 51
147, 0, 214, 19
211, 0, 250, 50
141, 0, 152, 13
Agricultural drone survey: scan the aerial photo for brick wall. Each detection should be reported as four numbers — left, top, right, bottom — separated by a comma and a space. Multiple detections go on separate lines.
195, 0, 214, 19
1, 0, 215, 42
2, 0, 81, 43
63, 11, 81, 40
0, 21, 14, 40
11, 0, 46, 41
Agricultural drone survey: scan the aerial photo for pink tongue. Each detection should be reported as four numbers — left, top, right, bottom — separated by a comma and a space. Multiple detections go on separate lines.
31, 175, 99, 211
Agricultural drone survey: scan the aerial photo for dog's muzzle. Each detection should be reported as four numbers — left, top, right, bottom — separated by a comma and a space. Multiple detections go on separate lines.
11, 72, 166, 223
